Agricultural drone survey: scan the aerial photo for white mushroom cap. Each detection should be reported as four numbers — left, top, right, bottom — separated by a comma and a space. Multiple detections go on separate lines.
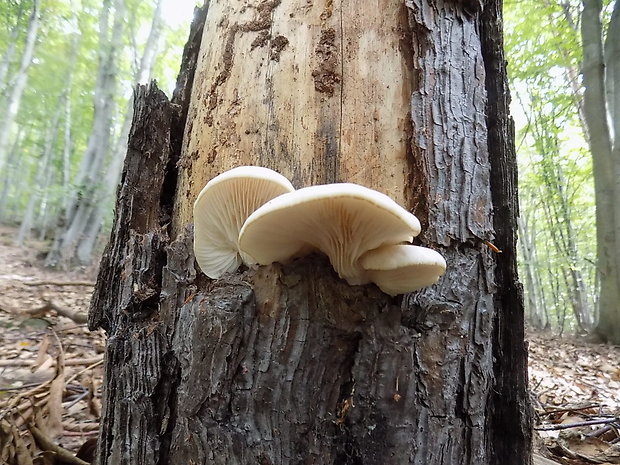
359, 244, 446, 296
193, 166, 295, 278
238, 183, 421, 285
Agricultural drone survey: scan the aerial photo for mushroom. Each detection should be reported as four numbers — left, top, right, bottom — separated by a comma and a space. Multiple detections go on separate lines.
193, 166, 295, 278
359, 244, 446, 296
238, 183, 421, 285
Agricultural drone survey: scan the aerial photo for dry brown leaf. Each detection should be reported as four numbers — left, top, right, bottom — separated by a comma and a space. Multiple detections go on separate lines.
33, 450, 57, 465
42, 344, 66, 441
11, 421, 34, 465
0, 419, 34, 465
0, 419, 15, 463
565, 436, 620, 464
558, 414, 585, 425
33, 335, 50, 369
34, 356, 54, 374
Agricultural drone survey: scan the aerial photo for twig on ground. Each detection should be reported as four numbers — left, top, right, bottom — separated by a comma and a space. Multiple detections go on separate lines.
0, 382, 42, 391
535, 417, 620, 431
21, 280, 95, 287
65, 359, 104, 385
63, 429, 99, 437
0, 355, 103, 368
0, 298, 88, 323
539, 404, 601, 415
63, 421, 99, 432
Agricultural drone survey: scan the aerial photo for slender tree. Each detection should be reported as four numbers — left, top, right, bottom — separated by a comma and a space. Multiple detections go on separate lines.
0, 0, 40, 171
45, 0, 166, 266
505, 0, 606, 335
45, 0, 124, 267
0, 2, 25, 97
74, 0, 164, 264
89, 2, 530, 464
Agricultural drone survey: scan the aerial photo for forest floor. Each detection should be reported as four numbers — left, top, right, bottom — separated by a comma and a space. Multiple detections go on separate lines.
0, 225, 618, 464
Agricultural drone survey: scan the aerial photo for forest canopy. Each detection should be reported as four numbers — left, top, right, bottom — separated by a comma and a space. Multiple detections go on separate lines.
0, 0, 197, 265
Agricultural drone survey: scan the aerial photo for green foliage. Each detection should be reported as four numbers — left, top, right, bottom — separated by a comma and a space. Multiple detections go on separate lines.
505, 0, 614, 333
0, 0, 197, 236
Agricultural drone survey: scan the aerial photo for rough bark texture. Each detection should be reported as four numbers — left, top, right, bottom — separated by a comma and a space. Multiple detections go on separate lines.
480, 2, 532, 463
90, 1, 530, 464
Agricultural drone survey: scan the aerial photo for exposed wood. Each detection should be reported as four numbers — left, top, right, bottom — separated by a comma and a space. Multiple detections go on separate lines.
174, 0, 415, 230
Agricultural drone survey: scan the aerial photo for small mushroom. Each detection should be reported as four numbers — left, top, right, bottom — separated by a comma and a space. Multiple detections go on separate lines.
359, 244, 446, 296
238, 183, 421, 285
193, 166, 295, 278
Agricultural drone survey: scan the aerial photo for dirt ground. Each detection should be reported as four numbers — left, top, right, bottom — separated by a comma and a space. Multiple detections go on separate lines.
0, 225, 618, 464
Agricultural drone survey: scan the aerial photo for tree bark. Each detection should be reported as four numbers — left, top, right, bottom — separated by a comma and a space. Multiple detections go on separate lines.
90, 2, 530, 464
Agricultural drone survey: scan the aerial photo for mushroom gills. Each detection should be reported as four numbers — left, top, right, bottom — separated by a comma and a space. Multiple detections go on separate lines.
193, 166, 295, 278
238, 183, 421, 285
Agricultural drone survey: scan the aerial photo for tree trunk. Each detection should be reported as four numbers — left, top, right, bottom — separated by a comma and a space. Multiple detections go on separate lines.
581, 0, 620, 343
0, 3, 25, 98
0, 128, 23, 222
76, 0, 164, 265
90, 2, 531, 464
46, 0, 166, 266
45, 0, 123, 268
518, 214, 548, 329
0, 0, 40, 171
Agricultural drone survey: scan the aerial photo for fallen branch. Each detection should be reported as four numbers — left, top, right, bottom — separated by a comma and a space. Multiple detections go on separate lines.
45, 300, 88, 324
533, 454, 562, 465
66, 359, 105, 386
535, 417, 620, 431
1, 298, 88, 324
63, 421, 100, 432
0, 355, 103, 368
21, 280, 95, 287
64, 429, 99, 437
540, 404, 601, 416
29, 424, 90, 465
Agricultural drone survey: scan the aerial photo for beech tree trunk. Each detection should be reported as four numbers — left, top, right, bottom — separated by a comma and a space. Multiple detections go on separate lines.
0, 0, 40, 172
581, 0, 620, 344
90, 2, 531, 464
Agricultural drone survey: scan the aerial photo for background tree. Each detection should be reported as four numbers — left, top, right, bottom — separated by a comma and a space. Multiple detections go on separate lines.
88, 1, 530, 464
504, 0, 619, 340
580, 0, 620, 343
0, 0, 40, 169
0, 0, 193, 263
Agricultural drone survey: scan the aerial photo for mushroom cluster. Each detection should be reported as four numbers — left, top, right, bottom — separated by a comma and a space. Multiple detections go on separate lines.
193, 166, 446, 295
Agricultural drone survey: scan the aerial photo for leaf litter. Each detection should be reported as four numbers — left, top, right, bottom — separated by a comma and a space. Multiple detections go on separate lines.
529, 329, 620, 464
0, 227, 102, 464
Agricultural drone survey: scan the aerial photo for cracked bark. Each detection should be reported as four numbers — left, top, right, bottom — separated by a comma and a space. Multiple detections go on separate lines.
90, 1, 530, 464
